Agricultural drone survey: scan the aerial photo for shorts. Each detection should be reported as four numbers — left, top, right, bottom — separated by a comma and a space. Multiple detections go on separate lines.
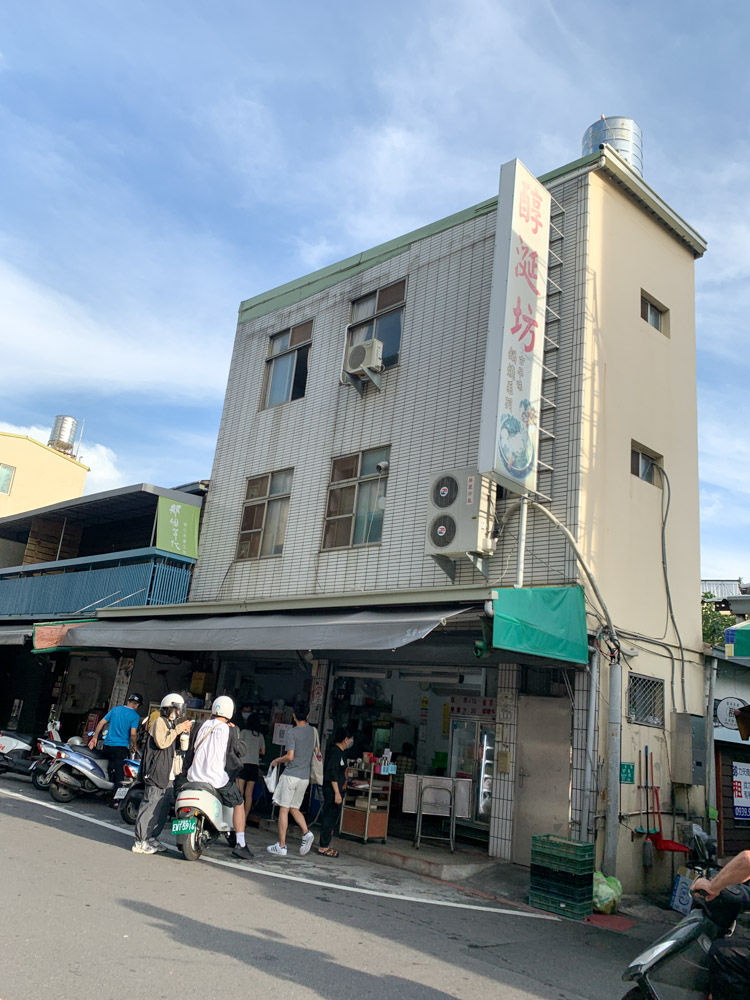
239, 763, 259, 782
216, 780, 244, 808
272, 774, 309, 810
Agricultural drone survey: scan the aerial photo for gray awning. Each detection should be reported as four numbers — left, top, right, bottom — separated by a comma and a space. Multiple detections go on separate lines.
0, 626, 32, 646
63, 607, 468, 652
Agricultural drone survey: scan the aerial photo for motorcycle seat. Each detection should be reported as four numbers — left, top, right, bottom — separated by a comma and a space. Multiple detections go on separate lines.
1, 732, 33, 743
179, 781, 219, 795
68, 745, 107, 760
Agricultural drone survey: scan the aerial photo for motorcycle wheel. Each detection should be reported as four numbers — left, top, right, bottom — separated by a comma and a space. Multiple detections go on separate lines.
180, 817, 205, 862
120, 790, 142, 826
31, 764, 53, 790
49, 778, 77, 803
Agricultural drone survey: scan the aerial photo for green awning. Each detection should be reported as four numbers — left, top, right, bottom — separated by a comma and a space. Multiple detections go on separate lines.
725, 620, 750, 658
492, 585, 589, 665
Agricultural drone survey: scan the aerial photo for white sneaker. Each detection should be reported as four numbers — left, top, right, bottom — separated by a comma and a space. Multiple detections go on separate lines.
266, 842, 288, 856
131, 841, 157, 855
300, 831, 314, 856
148, 840, 168, 853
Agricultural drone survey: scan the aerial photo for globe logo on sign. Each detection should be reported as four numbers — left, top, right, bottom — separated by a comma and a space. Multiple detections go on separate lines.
437, 524, 447, 537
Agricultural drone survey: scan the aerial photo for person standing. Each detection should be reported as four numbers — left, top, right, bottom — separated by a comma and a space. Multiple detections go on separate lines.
132, 693, 193, 855
88, 693, 143, 800
267, 700, 316, 857
317, 727, 353, 857
238, 711, 265, 825
186, 696, 254, 861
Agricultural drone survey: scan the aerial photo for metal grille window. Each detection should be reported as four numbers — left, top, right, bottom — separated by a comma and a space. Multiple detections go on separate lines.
264, 320, 313, 408
0, 464, 15, 495
348, 279, 406, 369
322, 446, 389, 549
627, 675, 665, 728
236, 469, 293, 560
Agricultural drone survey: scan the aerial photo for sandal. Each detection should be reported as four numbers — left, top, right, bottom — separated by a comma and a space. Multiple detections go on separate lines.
317, 847, 339, 857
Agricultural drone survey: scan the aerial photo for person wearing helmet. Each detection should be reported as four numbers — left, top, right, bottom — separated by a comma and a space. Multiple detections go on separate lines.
186, 695, 253, 860
88, 693, 144, 803
132, 693, 193, 855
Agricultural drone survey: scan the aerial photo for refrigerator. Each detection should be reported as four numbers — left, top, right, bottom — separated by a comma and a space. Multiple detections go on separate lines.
448, 717, 495, 828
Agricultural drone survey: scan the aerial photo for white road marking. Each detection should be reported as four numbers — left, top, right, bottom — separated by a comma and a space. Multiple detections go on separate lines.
0, 787, 558, 920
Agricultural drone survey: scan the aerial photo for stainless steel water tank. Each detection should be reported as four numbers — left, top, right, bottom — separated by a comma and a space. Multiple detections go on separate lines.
48, 415, 79, 454
582, 116, 643, 176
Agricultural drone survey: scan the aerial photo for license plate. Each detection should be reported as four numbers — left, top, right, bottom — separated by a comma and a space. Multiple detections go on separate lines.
113, 787, 128, 801
172, 817, 196, 835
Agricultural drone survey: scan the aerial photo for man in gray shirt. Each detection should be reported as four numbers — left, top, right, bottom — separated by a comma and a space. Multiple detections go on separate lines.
267, 700, 316, 857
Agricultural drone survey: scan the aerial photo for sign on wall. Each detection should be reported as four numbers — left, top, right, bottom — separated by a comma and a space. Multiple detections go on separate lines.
732, 761, 750, 819
478, 159, 551, 495
156, 496, 200, 558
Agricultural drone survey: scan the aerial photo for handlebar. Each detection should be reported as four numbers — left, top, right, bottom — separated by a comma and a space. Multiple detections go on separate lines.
694, 884, 750, 929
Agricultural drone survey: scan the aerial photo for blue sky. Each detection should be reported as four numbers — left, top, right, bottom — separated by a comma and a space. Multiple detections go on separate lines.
0, 0, 746, 578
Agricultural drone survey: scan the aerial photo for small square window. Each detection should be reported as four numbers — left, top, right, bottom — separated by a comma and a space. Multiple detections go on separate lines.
640, 293, 669, 336
263, 320, 313, 408
322, 446, 390, 549
631, 443, 663, 486
0, 464, 14, 495
627, 675, 665, 728
236, 468, 293, 560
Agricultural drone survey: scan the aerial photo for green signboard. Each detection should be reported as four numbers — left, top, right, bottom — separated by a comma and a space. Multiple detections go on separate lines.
620, 762, 635, 784
156, 496, 199, 559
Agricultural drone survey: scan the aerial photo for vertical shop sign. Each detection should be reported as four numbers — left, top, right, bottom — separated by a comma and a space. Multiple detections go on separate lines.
109, 656, 134, 708
478, 159, 551, 495
156, 496, 200, 558
732, 761, 750, 819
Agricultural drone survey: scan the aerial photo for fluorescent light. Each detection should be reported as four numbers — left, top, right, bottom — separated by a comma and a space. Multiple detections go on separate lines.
400, 673, 461, 684
335, 669, 389, 679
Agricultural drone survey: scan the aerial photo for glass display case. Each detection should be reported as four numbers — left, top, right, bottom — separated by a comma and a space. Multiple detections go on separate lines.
448, 718, 495, 828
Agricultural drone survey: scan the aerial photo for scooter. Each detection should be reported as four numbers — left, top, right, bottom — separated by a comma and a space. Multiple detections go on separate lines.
0, 721, 61, 780
621, 883, 750, 998
118, 768, 144, 825
173, 781, 234, 861
45, 742, 140, 803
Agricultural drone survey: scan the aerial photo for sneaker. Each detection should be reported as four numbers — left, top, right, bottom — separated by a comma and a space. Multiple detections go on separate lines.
300, 831, 314, 856
131, 841, 157, 855
148, 840, 168, 853
266, 842, 287, 856
226, 832, 236, 848
232, 844, 255, 861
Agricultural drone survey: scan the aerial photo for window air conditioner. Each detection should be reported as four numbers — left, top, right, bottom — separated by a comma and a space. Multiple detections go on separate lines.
424, 468, 496, 559
345, 338, 383, 376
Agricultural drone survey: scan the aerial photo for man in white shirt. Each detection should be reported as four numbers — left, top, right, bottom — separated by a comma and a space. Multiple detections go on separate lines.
187, 696, 253, 860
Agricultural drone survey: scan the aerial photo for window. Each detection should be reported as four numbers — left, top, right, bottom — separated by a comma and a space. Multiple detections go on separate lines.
236, 469, 293, 560
264, 320, 313, 408
631, 443, 663, 486
348, 279, 406, 369
322, 446, 390, 549
640, 293, 668, 335
627, 675, 665, 728
0, 464, 14, 495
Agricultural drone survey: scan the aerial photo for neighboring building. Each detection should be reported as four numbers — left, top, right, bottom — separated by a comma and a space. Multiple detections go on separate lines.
702, 579, 746, 599
0, 418, 88, 518
58, 121, 708, 891
706, 649, 750, 857
0, 483, 205, 736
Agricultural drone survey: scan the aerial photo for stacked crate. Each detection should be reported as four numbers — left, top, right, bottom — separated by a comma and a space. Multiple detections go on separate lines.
529, 834, 595, 919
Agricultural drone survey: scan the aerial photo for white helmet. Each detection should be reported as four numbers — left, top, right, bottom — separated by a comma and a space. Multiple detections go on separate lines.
211, 695, 234, 720
68, 736, 85, 745
160, 692, 185, 712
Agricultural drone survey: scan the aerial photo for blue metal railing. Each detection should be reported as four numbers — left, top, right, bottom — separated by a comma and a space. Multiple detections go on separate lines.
0, 547, 195, 616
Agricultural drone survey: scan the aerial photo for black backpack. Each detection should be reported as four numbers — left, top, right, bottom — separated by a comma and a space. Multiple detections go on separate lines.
225, 725, 246, 778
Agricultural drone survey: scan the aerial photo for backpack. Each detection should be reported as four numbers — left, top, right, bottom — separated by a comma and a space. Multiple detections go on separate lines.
225, 725, 246, 778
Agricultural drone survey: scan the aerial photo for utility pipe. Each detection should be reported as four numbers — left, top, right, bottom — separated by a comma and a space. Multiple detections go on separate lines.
580, 644, 600, 842
514, 497, 528, 588
705, 656, 718, 839
603, 653, 622, 875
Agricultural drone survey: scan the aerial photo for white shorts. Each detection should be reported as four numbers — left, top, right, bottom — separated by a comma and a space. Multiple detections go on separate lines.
273, 774, 309, 809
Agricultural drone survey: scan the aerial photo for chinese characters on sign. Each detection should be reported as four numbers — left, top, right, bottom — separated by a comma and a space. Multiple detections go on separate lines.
156, 496, 200, 559
449, 696, 496, 718
732, 761, 750, 819
478, 159, 551, 495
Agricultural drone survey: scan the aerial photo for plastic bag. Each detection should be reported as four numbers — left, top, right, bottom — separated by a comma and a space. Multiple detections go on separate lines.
264, 764, 278, 794
593, 871, 623, 914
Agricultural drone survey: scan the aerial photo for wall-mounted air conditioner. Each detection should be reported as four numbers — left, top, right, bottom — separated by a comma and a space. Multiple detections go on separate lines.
424, 469, 496, 559
344, 338, 383, 377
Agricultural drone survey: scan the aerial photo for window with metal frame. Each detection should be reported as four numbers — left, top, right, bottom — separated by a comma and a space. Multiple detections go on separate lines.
322, 446, 390, 550
631, 443, 663, 487
264, 319, 313, 408
0, 464, 15, 495
236, 469, 293, 560
627, 674, 665, 728
348, 279, 406, 369
640, 294, 667, 334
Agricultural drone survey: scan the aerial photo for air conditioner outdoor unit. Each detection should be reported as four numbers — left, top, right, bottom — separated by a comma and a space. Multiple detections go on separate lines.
424, 469, 496, 559
345, 338, 383, 376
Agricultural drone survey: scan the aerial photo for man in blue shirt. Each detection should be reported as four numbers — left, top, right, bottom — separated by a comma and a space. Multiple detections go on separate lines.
88, 693, 143, 800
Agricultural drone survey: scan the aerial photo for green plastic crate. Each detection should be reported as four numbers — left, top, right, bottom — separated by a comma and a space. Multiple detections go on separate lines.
529, 875, 593, 904
531, 834, 594, 861
530, 849, 594, 875
528, 889, 593, 920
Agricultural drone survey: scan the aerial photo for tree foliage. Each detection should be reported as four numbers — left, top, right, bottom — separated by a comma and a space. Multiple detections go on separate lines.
702, 592, 736, 647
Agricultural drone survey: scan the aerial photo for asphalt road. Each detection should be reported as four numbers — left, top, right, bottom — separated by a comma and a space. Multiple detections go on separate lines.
0, 779, 700, 1000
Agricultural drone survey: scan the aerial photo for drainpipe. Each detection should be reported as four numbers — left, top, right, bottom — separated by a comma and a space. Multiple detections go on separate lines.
705, 656, 718, 839
580, 643, 600, 842
514, 497, 528, 588
603, 651, 622, 876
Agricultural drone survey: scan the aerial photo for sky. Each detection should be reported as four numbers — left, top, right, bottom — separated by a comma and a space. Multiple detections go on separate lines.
0, 0, 746, 578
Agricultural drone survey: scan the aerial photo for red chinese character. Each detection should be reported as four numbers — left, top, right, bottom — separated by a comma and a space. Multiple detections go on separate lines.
734, 780, 743, 798
515, 237, 540, 295
510, 296, 537, 353
518, 182, 543, 235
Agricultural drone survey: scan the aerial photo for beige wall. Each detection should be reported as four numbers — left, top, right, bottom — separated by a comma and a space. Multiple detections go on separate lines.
0, 434, 88, 517
580, 171, 706, 892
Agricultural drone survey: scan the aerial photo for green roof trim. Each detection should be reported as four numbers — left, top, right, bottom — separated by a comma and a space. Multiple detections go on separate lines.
238, 196, 498, 324
538, 151, 601, 185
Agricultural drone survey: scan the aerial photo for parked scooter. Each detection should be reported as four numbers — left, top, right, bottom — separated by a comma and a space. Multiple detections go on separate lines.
0, 720, 60, 781
621, 883, 750, 998
118, 766, 144, 825
45, 741, 140, 803
172, 782, 233, 861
